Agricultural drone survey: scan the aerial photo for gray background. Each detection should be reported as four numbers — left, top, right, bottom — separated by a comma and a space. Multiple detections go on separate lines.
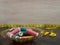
0, 0, 60, 24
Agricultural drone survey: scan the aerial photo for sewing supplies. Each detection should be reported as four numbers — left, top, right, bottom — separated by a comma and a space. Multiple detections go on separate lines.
49, 32, 56, 37
0, 24, 60, 30
26, 29, 39, 37
18, 32, 23, 36
9, 28, 15, 32
6, 32, 14, 38
11, 27, 20, 34
0, 24, 58, 43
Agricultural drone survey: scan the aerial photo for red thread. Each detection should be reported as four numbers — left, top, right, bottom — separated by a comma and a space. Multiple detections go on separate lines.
11, 27, 20, 34
26, 29, 39, 37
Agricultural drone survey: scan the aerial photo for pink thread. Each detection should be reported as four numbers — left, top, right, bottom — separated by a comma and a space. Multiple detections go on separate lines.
11, 27, 20, 34
6, 32, 12, 37
26, 29, 39, 37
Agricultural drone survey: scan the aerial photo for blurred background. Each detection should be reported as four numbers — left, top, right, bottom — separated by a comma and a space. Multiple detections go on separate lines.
0, 0, 60, 24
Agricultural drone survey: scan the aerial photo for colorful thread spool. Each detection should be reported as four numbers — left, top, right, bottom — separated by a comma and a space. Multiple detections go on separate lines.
20, 36, 34, 41
6, 32, 14, 38
9, 28, 15, 32
20, 28, 27, 35
14, 36, 34, 42
49, 32, 56, 37
14, 36, 20, 41
14, 33, 19, 37
21, 31, 27, 36
43, 32, 49, 36
14, 33, 20, 40
18, 32, 23, 36
26, 29, 39, 37
20, 36, 34, 39
11, 27, 20, 34
14, 32, 25, 41
21, 28, 27, 31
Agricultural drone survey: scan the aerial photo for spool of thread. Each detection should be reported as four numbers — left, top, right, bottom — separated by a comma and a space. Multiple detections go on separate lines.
14, 33, 20, 40
21, 27, 27, 31
14, 33, 19, 37
11, 27, 20, 34
15, 36, 34, 42
6, 32, 14, 38
9, 28, 15, 32
14, 32, 23, 41
20, 36, 34, 41
15, 36, 20, 41
26, 29, 39, 37
9, 32, 23, 40
20, 27, 27, 35
18, 32, 23, 36
20, 36, 34, 39
22, 31, 27, 36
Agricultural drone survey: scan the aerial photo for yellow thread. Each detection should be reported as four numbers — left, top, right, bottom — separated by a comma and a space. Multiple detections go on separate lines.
49, 32, 56, 37
44, 32, 49, 36
0, 24, 59, 30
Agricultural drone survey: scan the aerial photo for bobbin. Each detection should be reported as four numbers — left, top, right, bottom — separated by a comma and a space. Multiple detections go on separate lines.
18, 32, 23, 36
21, 31, 27, 36
26, 29, 39, 37
14, 33, 19, 38
9, 28, 15, 32
14, 36, 21, 41
11, 27, 20, 34
20, 27, 27, 31
19, 36, 34, 41
6, 32, 14, 38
